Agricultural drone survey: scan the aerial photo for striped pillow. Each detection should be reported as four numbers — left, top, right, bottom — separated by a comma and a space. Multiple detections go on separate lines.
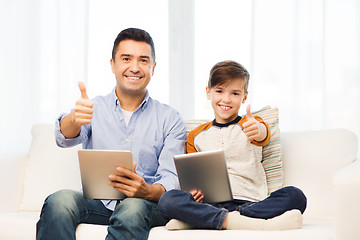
253, 106, 284, 194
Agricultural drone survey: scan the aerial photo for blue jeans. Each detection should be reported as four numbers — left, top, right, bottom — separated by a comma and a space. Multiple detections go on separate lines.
36, 189, 167, 240
158, 186, 307, 230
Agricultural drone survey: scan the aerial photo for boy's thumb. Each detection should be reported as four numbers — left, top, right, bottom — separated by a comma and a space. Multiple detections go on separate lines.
246, 104, 253, 119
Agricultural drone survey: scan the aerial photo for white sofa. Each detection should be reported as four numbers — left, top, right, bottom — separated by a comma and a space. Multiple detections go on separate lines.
0, 123, 359, 240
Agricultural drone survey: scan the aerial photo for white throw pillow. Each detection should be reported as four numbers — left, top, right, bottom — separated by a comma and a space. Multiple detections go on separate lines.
20, 124, 82, 212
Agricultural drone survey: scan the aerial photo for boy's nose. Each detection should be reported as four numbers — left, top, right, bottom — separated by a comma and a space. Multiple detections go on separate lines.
222, 94, 231, 103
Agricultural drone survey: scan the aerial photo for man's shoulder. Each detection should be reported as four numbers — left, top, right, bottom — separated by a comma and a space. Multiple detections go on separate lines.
147, 97, 180, 115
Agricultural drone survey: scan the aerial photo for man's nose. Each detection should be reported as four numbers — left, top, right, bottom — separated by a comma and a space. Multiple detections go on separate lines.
129, 60, 140, 73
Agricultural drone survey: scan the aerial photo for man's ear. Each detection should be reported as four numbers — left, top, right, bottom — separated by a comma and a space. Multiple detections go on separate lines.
206, 86, 211, 100
110, 58, 115, 74
151, 62, 156, 76
242, 92, 248, 103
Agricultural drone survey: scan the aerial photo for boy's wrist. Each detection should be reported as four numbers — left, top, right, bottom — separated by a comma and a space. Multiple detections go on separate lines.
254, 123, 267, 142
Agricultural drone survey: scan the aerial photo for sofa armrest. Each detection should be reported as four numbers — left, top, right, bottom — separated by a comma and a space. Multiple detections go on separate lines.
333, 159, 360, 240
0, 154, 27, 212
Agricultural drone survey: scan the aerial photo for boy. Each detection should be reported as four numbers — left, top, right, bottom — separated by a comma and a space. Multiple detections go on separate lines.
158, 60, 306, 230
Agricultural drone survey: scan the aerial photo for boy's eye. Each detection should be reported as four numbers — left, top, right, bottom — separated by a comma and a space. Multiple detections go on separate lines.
215, 90, 222, 93
233, 92, 240, 96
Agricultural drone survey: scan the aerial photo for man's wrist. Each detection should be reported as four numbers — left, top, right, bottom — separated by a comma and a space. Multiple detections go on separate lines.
146, 183, 166, 202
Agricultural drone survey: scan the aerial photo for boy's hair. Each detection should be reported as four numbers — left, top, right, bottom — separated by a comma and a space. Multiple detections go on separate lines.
208, 60, 250, 93
112, 28, 156, 62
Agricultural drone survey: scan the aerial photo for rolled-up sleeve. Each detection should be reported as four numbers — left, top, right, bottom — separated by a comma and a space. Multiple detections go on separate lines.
55, 113, 89, 148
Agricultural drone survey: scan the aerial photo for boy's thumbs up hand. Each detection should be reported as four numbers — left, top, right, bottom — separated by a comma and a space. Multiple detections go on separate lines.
245, 104, 253, 120
242, 104, 263, 142
73, 82, 94, 126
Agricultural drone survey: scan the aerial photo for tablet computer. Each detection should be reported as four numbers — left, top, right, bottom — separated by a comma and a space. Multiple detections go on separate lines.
173, 149, 233, 203
78, 149, 133, 200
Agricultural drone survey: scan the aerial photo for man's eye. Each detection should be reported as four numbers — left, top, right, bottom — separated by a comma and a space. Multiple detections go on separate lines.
122, 57, 130, 61
140, 59, 148, 63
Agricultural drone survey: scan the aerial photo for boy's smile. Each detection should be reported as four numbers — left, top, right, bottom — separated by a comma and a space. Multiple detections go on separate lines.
207, 78, 248, 124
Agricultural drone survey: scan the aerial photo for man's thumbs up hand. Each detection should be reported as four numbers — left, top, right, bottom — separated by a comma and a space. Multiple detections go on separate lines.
79, 81, 89, 99
73, 82, 94, 126
242, 104, 264, 142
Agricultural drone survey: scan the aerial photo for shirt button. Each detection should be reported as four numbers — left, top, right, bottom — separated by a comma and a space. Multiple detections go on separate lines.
126, 138, 130, 142
120, 117, 123, 120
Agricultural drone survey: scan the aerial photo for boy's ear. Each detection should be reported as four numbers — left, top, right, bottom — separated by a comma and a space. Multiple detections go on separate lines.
242, 92, 248, 103
206, 86, 211, 100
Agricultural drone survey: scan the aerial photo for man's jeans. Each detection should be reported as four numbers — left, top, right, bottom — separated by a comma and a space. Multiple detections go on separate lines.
158, 186, 307, 230
36, 189, 167, 240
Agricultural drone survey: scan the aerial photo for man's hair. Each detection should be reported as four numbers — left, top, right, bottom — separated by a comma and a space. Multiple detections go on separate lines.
112, 28, 155, 61
208, 60, 250, 93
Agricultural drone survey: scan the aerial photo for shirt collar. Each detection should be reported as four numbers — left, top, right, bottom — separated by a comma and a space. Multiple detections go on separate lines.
213, 115, 242, 128
112, 87, 150, 111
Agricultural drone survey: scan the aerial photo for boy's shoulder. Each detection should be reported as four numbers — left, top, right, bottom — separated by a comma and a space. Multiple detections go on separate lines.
188, 121, 213, 137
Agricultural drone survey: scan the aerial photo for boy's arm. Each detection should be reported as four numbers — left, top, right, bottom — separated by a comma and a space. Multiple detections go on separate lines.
242, 105, 270, 146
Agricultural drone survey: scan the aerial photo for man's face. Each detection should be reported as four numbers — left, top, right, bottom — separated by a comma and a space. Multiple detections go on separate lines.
206, 78, 248, 124
111, 39, 156, 97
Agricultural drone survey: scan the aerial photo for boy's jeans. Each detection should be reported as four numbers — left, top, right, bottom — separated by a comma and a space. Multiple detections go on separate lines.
158, 186, 307, 230
36, 189, 167, 240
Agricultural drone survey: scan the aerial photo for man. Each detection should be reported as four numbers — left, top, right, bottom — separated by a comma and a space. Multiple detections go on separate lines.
36, 28, 186, 240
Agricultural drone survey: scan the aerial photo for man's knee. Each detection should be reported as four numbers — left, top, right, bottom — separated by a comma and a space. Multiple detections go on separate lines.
41, 189, 82, 218
113, 198, 150, 221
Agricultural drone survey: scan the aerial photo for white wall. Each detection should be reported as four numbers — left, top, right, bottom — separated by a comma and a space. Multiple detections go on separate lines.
0, 0, 359, 157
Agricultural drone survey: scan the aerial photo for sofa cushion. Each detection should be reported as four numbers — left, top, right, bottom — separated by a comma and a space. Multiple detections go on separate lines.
281, 129, 358, 220
0, 212, 335, 240
20, 124, 81, 212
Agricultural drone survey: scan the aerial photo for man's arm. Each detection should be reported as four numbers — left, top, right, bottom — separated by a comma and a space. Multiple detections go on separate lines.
60, 82, 94, 139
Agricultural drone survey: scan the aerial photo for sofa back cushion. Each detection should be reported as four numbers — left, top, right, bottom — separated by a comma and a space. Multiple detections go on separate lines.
281, 129, 358, 220
20, 106, 283, 212
20, 124, 81, 211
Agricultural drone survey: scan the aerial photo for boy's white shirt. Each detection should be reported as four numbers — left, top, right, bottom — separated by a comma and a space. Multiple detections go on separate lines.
193, 123, 268, 202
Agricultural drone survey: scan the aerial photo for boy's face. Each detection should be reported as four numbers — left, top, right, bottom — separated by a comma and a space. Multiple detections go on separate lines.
206, 78, 248, 124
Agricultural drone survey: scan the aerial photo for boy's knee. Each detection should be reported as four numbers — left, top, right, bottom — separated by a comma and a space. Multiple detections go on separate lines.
283, 186, 307, 213
158, 190, 192, 216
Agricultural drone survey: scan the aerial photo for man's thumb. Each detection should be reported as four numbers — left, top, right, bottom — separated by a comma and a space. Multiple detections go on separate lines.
133, 162, 137, 173
246, 104, 253, 119
78, 81, 89, 99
